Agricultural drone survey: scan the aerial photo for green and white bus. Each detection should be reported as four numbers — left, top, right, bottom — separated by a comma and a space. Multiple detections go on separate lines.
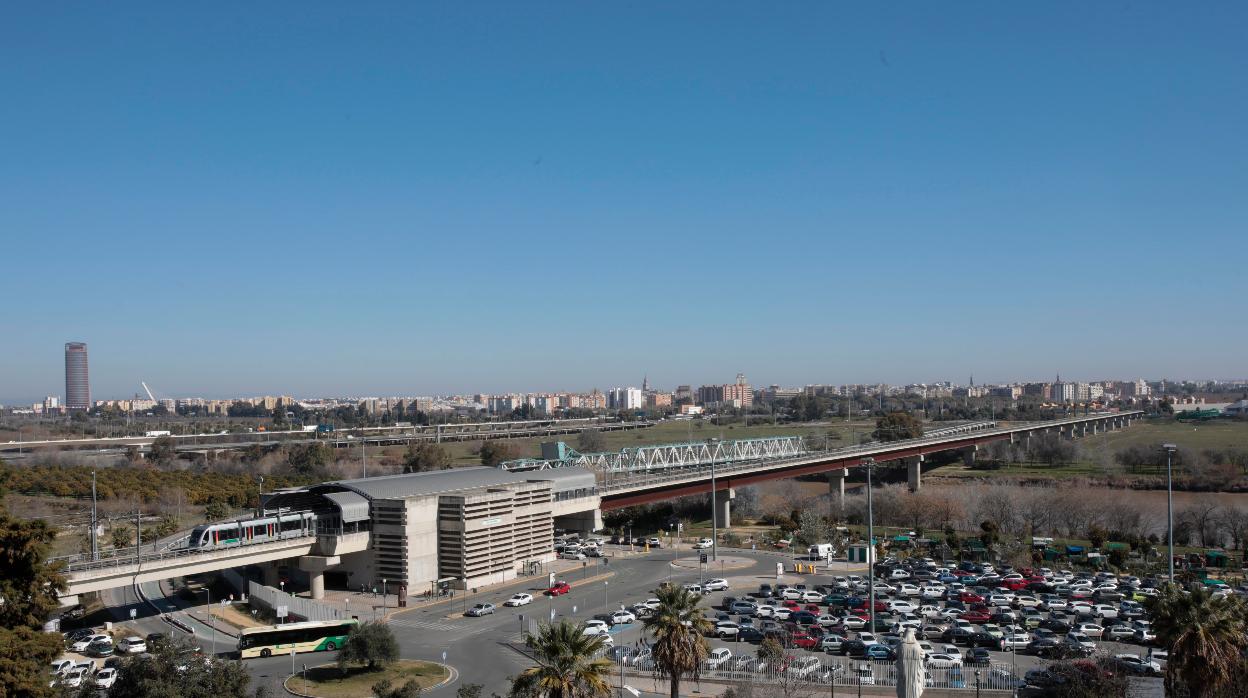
237, 619, 358, 659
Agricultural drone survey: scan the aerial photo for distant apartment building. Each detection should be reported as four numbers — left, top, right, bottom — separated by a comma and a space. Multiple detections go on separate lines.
646, 392, 672, 409
1022, 383, 1052, 399
608, 387, 643, 410
763, 385, 801, 403
990, 386, 1022, 399
1122, 379, 1150, 397
722, 374, 753, 408
674, 385, 693, 403
1053, 382, 1078, 403
64, 342, 90, 410
697, 385, 723, 405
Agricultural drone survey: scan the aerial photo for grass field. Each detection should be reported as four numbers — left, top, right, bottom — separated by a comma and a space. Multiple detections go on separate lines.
1081, 417, 1248, 453
286, 660, 448, 697
927, 417, 1248, 481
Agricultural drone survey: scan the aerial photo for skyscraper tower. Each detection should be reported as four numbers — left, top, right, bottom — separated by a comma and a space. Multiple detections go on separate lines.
64, 342, 90, 410
642, 374, 650, 392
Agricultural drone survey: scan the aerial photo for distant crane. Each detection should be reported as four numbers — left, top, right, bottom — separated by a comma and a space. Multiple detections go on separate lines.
141, 382, 158, 402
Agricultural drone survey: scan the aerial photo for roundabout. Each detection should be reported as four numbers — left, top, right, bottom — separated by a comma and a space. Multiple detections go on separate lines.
284, 660, 454, 698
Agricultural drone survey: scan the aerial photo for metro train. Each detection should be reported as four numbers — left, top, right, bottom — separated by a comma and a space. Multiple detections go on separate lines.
188, 511, 317, 548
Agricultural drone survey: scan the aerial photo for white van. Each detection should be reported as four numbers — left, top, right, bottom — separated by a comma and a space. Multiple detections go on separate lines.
808, 543, 833, 559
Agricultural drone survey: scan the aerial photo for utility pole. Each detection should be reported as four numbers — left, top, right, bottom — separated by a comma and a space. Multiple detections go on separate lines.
864, 457, 876, 635
710, 437, 719, 563
90, 471, 99, 561
361, 441, 367, 478
258, 475, 265, 517
1163, 444, 1177, 582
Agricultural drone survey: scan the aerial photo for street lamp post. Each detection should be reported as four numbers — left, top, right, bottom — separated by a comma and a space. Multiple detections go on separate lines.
1162, 444, 1177, 582
707, 437, 721, 563
382, 579, 387, 615
863, 457, 876, 634
202, 588, 216, 657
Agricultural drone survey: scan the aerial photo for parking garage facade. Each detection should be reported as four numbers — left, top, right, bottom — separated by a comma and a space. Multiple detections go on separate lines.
264, 465, 599, 597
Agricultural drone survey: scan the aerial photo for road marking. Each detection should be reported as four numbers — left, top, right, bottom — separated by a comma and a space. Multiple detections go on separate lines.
387, 617, 460, 632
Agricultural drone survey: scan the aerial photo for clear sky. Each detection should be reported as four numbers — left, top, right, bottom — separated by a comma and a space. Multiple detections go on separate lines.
2, 2, 1246, 402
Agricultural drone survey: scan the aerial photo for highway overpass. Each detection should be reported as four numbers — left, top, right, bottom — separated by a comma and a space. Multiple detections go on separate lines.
51, 411, 1141, 600
595, 411, 1145, 520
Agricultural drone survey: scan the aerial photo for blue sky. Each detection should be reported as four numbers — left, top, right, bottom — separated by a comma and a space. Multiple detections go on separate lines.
2, 2, 1246, 402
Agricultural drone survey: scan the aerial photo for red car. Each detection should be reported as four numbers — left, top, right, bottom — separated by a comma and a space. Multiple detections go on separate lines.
804, 604, 821, 614
791, 633, 818, 649
959, 592, 984, 604
545, 582, 571, 596
782, 600, 801, 611
1000, 579, 1028, 591
959, 610, 991, 623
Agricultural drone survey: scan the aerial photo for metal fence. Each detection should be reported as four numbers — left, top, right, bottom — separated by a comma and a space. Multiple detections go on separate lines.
247, 580, 348, 622
604, 649, 1022, 693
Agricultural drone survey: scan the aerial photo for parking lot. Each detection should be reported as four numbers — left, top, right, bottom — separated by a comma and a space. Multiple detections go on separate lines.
557, 542, 1169, 691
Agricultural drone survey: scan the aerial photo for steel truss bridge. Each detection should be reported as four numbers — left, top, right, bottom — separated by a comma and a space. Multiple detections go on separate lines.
499, 421, 1000, 474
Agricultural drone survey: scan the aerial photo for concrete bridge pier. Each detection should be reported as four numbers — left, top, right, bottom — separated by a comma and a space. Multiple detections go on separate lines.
828, 470, 846, 505
713, 488, 735, 529
298, 555, 341, 600
960, 445, 978, 467
262, 561, 280, 587
905, 455, 924, 492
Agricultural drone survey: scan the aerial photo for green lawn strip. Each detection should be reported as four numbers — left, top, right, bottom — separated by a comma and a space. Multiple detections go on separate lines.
287, 660, 448, 698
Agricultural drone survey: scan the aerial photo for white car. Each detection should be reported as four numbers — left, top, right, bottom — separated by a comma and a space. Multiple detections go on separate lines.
609, 610, 637, 625
920, 586, 945, 600
1067, 632, 1097, 652
714, 621, 740, 638
119, 636, 147, 654
780, 588, 803, 600
897, 583, 922, 597
1001, 631, 1031, 650
49, 659, 74, 676
95, 667, 118, 688
705, 647, 733, 668
505, 593, 533, 607
926, 653, 962, 667
60, 668, 88, 688
888, 600, 918, 614
1115, 654, 1161, 675
559, 550, 586, 560
704, 579, 730, 592
70, 634, 109, 653
1077, 623, 1104, 639
801, 590, 823, 602
754, 605, 776, 618
1094, 604, 1119, 619
772, 607, 792, 620
694, 538, 714, 549
583, 620, 610, 635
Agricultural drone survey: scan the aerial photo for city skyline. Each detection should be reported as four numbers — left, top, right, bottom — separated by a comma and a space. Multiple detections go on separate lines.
3, 4, 1246, 401
3, 342, 1242, 406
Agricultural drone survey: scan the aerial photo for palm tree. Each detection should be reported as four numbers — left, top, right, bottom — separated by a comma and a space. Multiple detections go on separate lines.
511, 619, 614, 698
641, 582, 714, 698
1147, 582, 1248, 696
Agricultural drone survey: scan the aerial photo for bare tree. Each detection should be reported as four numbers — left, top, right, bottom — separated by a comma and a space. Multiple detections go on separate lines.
1178, 498, 1223, 548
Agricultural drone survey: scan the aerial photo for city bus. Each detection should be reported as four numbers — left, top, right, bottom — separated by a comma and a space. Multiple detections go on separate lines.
237, 619, 358, 658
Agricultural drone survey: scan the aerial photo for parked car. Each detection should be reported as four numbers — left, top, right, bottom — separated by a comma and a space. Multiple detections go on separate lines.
963, 647, 992, 665
86, 638, 114, 657
95, 667, 118, 688
704, 647, 732, 668
609, 610, 637, 625
118, 636, 147, 654
69, 634, 109, 653
704, 579, 730, 592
